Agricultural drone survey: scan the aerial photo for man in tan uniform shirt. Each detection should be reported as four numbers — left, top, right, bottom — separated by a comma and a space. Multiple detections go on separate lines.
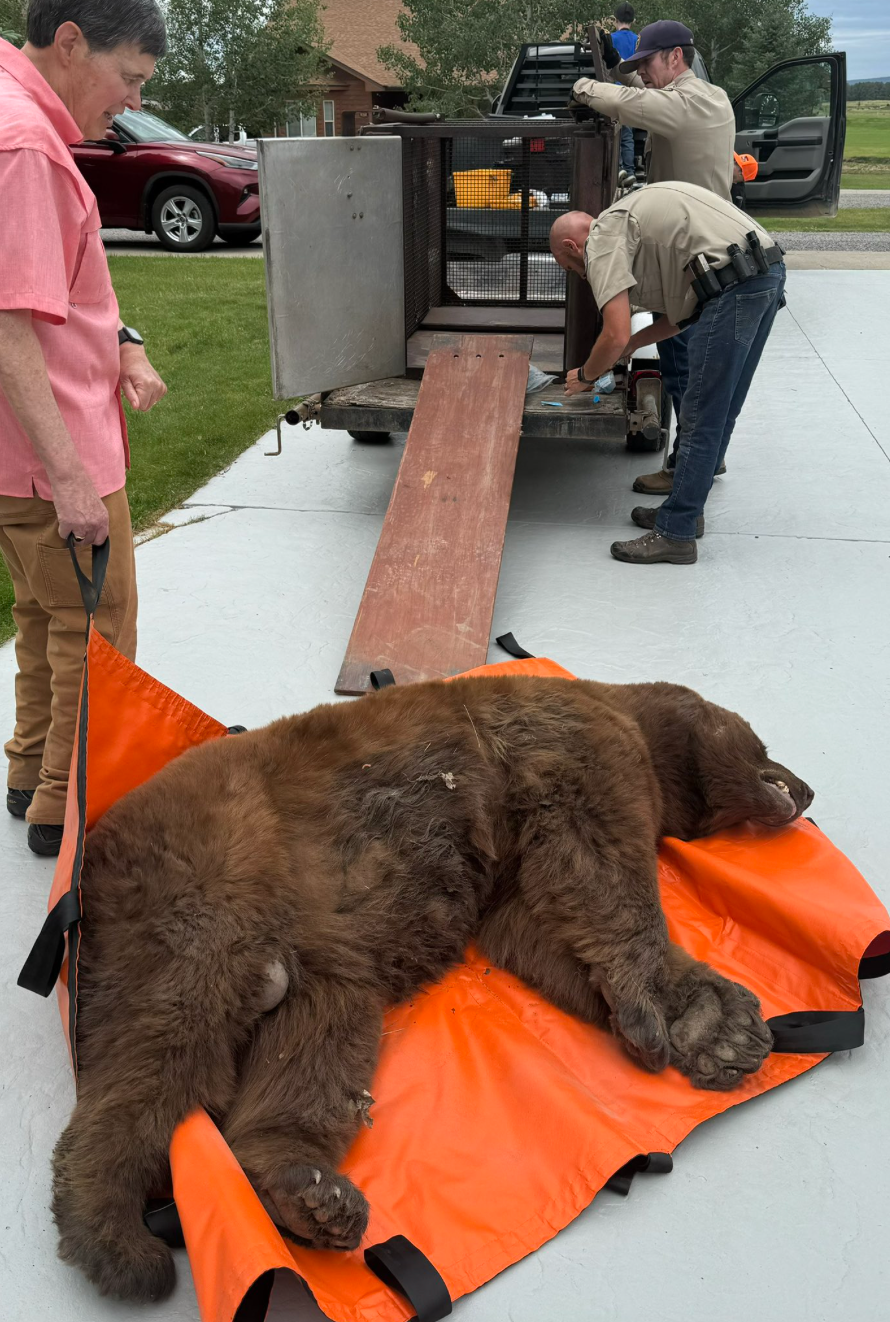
549, 183, 786, 565
573, 20, 734, 197
572, 20, 737, 495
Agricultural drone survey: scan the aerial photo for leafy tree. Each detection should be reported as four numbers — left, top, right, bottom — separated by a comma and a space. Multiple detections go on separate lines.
379, 0, 833, 114
631, 0, 832, 98
151, 0, 329, 139
378, 0, 589, 117
847, 80, 890, 103
0, 0, 26, 46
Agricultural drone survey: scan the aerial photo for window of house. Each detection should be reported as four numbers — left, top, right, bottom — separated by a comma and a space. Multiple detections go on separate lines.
285, 105, 317, 137
323, 100, 335, 137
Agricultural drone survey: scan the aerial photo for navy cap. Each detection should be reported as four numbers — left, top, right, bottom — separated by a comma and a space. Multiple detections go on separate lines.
618, 19, 694, 72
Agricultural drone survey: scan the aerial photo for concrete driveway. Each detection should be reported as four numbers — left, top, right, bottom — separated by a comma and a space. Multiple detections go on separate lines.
2, 269, 889, 1322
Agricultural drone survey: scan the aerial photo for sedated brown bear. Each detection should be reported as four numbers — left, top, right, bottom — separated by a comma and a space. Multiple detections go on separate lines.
50, 673, 813, 1302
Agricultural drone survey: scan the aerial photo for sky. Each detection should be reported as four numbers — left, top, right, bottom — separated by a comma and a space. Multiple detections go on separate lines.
810, 0, 890, 80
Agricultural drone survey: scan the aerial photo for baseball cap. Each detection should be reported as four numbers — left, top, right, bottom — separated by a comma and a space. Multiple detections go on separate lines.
614, 3, 635, 21
618, 19, 694, 71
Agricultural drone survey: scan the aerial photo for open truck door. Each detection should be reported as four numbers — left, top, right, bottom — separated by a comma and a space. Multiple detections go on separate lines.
732, 52, 846, 217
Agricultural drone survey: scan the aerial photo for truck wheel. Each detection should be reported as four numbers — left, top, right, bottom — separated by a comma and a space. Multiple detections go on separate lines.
348, 430, 392, 444
151, 185, 215, 252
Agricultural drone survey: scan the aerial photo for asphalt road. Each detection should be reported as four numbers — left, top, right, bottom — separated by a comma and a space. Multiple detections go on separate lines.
101, 228, 262, 256
102, 190, 890, 258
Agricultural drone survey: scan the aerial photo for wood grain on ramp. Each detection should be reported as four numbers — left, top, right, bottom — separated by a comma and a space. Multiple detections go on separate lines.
335, 333, 532, 695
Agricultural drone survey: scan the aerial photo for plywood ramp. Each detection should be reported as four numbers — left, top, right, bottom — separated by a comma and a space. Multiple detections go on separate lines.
335, 333, 532, 695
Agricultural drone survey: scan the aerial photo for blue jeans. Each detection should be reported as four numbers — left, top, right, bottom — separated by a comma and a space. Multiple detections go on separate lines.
656, 266, 786, 543
620, 125, 635, 174
656, 325, 692, 467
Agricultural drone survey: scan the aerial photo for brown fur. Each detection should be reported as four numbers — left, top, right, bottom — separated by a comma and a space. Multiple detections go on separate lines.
51, 675, 813, 1302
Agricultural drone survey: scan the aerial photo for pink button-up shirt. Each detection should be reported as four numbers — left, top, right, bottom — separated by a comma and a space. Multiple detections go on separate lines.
0, 39, 128, 498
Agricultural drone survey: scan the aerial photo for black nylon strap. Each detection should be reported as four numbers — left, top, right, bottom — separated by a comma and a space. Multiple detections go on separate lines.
768, 1007, 865, 1054
18, 577, 94, 1013
605, 1151, 673, 1196
370, 669, 396, 690
364, 1236, 452, 1321
65, 535, 110, 617
16, 889, 82, 997
495, 632, 536, 660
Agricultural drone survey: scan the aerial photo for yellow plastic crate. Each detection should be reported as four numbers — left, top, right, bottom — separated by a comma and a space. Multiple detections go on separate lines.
453, 168, 512, 208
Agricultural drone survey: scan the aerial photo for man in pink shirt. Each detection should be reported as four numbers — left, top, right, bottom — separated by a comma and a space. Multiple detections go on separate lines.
0, 1, 167, 855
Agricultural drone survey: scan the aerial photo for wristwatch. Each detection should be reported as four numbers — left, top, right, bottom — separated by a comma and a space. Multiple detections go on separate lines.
118, 326, 144, 347
577, 365, 590, 384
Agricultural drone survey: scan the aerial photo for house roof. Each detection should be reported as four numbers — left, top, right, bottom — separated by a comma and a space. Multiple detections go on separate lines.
320, 0, 419, 88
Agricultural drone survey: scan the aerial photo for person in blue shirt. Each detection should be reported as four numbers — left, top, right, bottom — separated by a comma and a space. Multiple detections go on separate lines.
611, 3, 638, 176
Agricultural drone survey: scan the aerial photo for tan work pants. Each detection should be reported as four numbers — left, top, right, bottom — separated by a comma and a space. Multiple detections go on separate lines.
0, 488, 137, 823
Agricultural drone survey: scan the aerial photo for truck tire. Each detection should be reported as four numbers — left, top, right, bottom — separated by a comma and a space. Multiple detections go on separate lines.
151, 185, 215, 252
348, 430, 392, 444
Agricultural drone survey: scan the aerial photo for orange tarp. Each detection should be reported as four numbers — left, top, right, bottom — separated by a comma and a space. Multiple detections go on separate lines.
38, 638, 890, 1322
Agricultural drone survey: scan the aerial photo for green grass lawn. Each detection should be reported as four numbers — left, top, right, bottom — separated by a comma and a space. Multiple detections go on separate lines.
0, 256, 296, 644
841, 170, 890, 188
764, 207, 890, 231
844, 103, 890, 158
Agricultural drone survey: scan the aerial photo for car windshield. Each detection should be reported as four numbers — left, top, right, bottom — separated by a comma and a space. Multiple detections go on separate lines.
115, 109, 192, 143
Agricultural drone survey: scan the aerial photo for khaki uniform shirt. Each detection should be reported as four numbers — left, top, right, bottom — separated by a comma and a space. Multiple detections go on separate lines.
572, 68, 735, 200
583, 181, 776, 326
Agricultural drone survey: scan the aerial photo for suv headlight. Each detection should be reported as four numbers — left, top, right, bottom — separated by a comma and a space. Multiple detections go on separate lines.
196, 151, 258, 171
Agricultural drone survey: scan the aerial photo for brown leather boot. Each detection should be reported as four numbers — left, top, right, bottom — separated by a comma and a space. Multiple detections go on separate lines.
632, 506, 704, 537
632, 462, 726, 495
610, 530, 697, 565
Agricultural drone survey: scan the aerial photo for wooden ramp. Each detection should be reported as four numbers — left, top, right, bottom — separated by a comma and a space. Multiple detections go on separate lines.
335, 333, 531, 695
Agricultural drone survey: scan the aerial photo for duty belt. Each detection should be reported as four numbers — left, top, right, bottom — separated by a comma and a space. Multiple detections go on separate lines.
687, 232, 785, 306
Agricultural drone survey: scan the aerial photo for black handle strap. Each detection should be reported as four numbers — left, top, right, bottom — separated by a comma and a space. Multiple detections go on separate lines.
17, 889, 82, 997
66, 535, 110, 617
768, 1007, 865, 1054
370, 669, 396, 690
605, 1151, 673, 1196
495, 632, 536, 659
364, 1235, 452, 1321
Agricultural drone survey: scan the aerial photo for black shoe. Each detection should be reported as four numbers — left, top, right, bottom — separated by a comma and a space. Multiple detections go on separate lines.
7, 788, 35, 819
28, 823, 64, 857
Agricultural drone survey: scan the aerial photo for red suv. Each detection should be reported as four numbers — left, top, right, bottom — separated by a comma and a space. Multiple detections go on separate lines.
72, 108, 261, 252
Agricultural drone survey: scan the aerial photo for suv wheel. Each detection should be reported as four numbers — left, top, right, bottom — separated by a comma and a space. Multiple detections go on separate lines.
151, 185, 215, 252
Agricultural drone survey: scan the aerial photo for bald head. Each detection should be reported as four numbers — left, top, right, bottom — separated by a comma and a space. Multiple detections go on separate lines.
550, 210, 594, 275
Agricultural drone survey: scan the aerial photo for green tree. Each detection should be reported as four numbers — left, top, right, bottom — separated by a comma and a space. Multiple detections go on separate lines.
0, 0, 26, 46
847, 80, 890, 103
379, 0, 832, 114
378, 0, 589, 117
152, 0, 329, 139
631, 0, 832, 98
